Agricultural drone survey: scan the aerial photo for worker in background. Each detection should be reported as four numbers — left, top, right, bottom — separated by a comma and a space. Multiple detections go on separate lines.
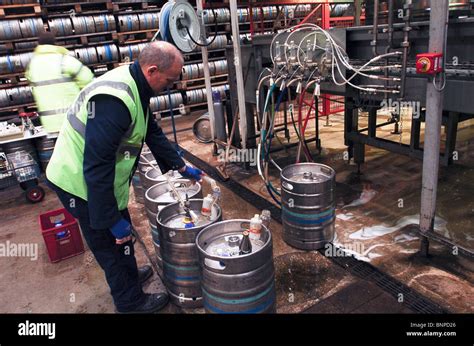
25, 31, 94, 135
46, 41, 203, 313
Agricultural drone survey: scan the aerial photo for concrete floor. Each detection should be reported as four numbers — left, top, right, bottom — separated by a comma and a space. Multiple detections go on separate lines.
0, 109, 472, 314
0, 175, 415, 314
162, 109, 474, 313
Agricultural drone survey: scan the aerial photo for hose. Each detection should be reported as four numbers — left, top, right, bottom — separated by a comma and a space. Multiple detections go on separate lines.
185, 5, 219, 47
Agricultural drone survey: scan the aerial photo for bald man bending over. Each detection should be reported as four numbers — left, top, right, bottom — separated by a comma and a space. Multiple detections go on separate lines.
46, 41, 203, 313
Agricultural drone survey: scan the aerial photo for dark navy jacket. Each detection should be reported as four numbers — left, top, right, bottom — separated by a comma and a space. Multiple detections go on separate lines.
57, 61, 184, 230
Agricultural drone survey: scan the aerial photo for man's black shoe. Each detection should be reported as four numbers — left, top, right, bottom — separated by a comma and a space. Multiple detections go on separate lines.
118, 293, 169, 314
138, 265, 153, 284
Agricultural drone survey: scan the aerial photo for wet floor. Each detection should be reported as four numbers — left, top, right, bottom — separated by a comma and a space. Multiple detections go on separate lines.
166, 111, 474, 313
0, 111, 472, 313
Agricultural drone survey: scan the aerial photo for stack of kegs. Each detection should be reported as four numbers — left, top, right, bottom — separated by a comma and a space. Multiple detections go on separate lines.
138, 12, 160, 30
117, 14, 141, 32
150, 92, 183, 112
0, 52, 32, 74
181, 59, 227, 81
145, 179, 202, 268
72, 14, 115, 35
92, 14, 116, 33
96, 44, 119, 63
282, 4, 312, 18
237, 8, 249, 22
192, 35, 227, 52
0, 86, 33, 107
202, 8, 230, 24
185, 88, 206, 105
48, 17, 74, 37
0, 18, 43, 40
71, 47, 99, 65
118, 43, 148, 62
185, 85, 228, 105
211, 60, 227, 76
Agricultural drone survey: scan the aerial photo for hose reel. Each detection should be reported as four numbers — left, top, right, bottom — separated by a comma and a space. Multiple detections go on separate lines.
160, 0, 201, 53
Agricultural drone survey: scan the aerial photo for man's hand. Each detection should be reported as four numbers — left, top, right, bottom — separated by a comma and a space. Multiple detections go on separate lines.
178, 165, 204, 183
111, 218, 133, 245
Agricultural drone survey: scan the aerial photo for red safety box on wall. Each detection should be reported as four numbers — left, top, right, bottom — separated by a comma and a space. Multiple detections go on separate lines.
416, 53, 443, 75
39, 208, 85, 263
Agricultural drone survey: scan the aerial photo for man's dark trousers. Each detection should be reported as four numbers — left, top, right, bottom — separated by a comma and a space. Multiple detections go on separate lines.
48, 181, 145, 312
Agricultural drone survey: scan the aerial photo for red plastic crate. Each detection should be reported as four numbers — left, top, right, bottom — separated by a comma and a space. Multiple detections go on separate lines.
39, 208, 85, 263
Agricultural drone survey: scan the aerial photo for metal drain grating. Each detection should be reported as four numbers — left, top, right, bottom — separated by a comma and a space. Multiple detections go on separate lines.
180, 146, 449, 314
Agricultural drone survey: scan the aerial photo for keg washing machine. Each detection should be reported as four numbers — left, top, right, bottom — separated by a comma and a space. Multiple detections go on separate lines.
155, 0, 473, 256
220, 1, 474, 256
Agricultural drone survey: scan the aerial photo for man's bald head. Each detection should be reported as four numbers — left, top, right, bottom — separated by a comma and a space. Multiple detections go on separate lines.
138, 41, 184, 94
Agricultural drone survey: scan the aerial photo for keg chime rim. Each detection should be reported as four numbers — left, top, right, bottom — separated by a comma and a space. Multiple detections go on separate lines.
196, 219, 272, 259
281, 162, 335, 184
157, 198, 221, 231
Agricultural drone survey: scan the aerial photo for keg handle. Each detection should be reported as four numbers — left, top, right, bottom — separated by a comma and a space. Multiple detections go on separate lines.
281, 181, 293, 191
140, 154, 198, 222
204, 258, 227, 270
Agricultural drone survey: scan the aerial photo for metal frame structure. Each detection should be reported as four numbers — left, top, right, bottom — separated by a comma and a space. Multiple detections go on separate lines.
199, 0, 358, 152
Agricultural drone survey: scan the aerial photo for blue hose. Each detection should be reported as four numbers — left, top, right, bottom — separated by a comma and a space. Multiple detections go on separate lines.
161, 4, 172, 42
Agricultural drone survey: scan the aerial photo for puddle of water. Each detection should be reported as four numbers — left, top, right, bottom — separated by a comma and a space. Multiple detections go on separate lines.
336, 213, 354, 221
343, 188, 378, 208
349, 214, 447, 241
274, 253, 347, 306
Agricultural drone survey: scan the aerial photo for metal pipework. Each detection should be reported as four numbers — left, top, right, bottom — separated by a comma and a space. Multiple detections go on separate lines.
371, 0, 379, 57
384, 0, 395, 99
400, 0, 412, 99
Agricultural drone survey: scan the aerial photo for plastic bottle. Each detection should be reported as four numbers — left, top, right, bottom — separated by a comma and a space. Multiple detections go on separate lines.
239, 231, 252, 255
260, 210, 271, 229
201, 194, 213, 217
249, 214, 262, 241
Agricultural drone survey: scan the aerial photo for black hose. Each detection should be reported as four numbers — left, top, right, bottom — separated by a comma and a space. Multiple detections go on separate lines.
185, 5, 219, 47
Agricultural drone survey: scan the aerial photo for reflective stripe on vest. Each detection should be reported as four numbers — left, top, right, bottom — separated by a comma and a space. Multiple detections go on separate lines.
67, 81, 134, 138
39, 107, 71, 116
31, 77, 72, 87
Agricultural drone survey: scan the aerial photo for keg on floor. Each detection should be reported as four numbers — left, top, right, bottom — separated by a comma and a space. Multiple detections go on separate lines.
145, 180, 202, 268
143, 168, 182, 191
34, 136, 56, 172
196, 219, 276, 313
281, 163, 336, 250
137, 151, 156, 185
192, 113, 212, 143
132, 171, 145, 204
157, 199, 222, 308
134, 151, 155, 203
